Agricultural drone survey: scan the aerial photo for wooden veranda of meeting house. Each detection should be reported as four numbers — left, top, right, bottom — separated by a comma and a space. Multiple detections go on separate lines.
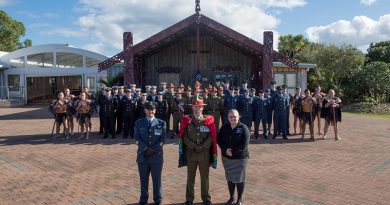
98, 7, 299, 90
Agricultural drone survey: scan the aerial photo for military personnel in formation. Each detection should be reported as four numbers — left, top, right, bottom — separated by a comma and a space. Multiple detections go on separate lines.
269, 81, 277, 96
217, 87, 225, 124
281, 85, 292, 135
194, 80, 202, 92
147, 86, 158, 102
272, 86, 289, 140
205, 87, 223, 131
222, 80, 230, 95
134, 88, 142, 100
164, 83, 176, 134
234, 87, 240, 96
122, 88, 137, 138
223, 87, 239, 123
249, 88, 257, 97
159, 82, 167, 94
134, 102, 166, 205
97, 87, 106, 135
177, 83, 185, 93
102, 87, 119, 139
240, 80, 249, 94
172, 91, 186, 137
115, 86, 125, 135
129, 83, 137, 93
155, 92, 168, 123
178, 99, 217, 205
136, 93, 149, 120
264, 89, 274, 135
145, 85, 151, 95
238, 89, 254, 130
184, 87, 194, 115
254, 89, 269, 139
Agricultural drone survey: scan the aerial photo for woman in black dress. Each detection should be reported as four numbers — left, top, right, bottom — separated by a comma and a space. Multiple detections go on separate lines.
217, 109, 250, 205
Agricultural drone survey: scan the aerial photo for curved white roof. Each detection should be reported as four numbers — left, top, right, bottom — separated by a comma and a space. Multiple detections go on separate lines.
0, 44, 108, 63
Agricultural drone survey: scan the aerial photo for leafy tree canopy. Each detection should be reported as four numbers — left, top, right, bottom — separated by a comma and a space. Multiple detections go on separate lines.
366, 41, 390, 64
0, 10, 32, 52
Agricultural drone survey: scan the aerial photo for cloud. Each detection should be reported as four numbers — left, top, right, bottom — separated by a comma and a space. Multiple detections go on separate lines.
69, 0, 306, 55
82, 43, 106, 54
28, 23, 51, 29
0, 0, 12, 6
40, 28, 86, 38
43, 12, 59, 18
360, 0, 376, 6
306, 14, 390, 47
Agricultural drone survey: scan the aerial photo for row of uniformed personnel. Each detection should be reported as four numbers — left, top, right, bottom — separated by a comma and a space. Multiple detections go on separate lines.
96, 80, 291, 140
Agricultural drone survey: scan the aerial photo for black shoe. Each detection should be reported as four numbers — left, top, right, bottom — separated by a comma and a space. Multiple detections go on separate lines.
103, 135, 108, 139
226, 198, 234, 205
264, 135, 268, 139
154, 202, 161, 205
184, 201, 193, 205
123, 136, 128, 139
138, 202, 147, 205
283, 136, 288, 140
203, 200, 212, 205
97, 132, 103, 135
112, 135, 116, 139
235, 200, 242, 205
254, 135, 259, 139
272, 135, 276, 139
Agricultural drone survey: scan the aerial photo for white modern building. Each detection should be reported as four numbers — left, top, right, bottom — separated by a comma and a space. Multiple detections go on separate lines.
0, 44, 108, 105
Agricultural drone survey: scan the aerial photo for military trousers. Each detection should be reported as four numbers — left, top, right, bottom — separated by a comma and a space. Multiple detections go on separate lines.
99, 109, 104, 134
208, 111, 221, 132
122, 114, 134, 138
115, 112, 122, 134
172, 111, 182, 134
138, 162, 163, 204
186, 160, 211, 202
103, 115, 115, 137
254, 116, 268, 138
274, 110, 287, 137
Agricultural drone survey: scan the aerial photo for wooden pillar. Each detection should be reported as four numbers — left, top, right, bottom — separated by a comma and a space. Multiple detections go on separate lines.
262, 31, 273, 89
123, 32, 134, 86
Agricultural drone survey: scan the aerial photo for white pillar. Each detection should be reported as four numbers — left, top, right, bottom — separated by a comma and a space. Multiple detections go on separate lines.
53, 52, 57, 67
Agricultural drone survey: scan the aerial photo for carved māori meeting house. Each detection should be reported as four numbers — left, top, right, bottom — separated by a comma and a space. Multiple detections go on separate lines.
98, 1, 314, 92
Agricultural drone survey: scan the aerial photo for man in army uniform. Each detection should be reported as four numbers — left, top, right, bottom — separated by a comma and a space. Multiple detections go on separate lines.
177, 83, 185, 93
178, 99, 217, 205
254, 90, 269, 139
272, 86, 289, 140
184, 87, 194, 115
122, 89, 137, 138
102, 87, 119, 139
134, 102, 166, 205
205, 87, 223, 131
172, 91, 186, 137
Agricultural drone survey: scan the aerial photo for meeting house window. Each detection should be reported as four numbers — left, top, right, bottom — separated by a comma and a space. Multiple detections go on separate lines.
8, 75, 20, 91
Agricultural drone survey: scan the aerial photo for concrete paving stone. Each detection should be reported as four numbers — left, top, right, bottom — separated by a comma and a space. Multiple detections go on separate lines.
0, 106, 389, 204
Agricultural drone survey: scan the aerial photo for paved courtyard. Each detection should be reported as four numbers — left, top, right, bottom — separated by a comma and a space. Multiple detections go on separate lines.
0, 106, 389, 205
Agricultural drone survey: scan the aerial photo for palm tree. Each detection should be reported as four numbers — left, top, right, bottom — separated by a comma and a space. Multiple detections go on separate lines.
278, 34, 309, 60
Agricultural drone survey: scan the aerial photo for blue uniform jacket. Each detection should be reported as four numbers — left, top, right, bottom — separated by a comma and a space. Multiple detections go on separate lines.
134, 117, 167, 164
253, 96, 268, 121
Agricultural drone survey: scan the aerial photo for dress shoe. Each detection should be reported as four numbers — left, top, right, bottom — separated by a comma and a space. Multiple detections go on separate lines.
235, 200, 242, 205
283, 136, 288, 140
103, 135, 108, 139
138, 202, 147, 205
226, 198, 234, 205
264, 135, 268, 139
203, 200, 213, 205
154, 201, 162, 205
184, 201, 193, 205
272, 135, 276, 139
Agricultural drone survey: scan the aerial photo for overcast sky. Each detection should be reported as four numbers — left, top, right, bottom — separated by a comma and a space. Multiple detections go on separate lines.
1, 0, 389, 56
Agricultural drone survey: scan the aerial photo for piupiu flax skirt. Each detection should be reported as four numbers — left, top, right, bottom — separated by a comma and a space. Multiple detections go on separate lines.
222, 156, 248, 183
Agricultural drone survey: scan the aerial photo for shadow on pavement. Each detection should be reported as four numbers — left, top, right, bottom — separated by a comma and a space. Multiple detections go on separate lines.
0, 106, 53, 120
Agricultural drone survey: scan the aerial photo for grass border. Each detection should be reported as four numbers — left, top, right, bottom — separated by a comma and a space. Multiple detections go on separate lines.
343, 112, 390, 119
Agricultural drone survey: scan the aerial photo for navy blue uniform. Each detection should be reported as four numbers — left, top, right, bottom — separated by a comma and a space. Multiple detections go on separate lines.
283, 92, 292, 135
254, 96, 269, 138
223, 94, 239, 123
121, 95, 137, 138
272, 92, 289, 139
115, 94, 125, 134
155, 99, 168, 122
102, 95, 118, 138
134, 117, 167, 204
238, 95, 254, 129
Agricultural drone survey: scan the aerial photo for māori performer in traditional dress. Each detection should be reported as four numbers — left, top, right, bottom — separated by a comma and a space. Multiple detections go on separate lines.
217, 109, 250, 205
51, 92, 69, 139
301, 89, 318, 140
312, 85, 326, 136
64, 88, 76, 136
75, 92, 92, 140
321, 89, 342, 141
292, 87, 304, 135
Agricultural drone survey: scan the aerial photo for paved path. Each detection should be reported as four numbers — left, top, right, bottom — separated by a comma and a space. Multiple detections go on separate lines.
0, 106, 389, 205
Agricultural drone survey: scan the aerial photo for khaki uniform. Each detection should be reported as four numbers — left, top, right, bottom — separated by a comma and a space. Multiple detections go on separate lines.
172, 97, 186, 133
205, 95, 222, 131
183, 114, 213, 202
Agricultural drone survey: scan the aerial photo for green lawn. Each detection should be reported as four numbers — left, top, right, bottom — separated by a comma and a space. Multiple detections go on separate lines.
343, 112, 390, 119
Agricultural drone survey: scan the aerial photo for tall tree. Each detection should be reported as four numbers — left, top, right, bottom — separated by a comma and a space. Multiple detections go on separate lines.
0, 10, 32, 52
366, 41, 390, 64
278, 34, 309, 59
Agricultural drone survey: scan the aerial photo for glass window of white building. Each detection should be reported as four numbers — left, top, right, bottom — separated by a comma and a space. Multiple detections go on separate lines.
10, 57, 25, 68
8, 75, 20, 91
56, 52, 83, 68
27, 53, 54, 68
